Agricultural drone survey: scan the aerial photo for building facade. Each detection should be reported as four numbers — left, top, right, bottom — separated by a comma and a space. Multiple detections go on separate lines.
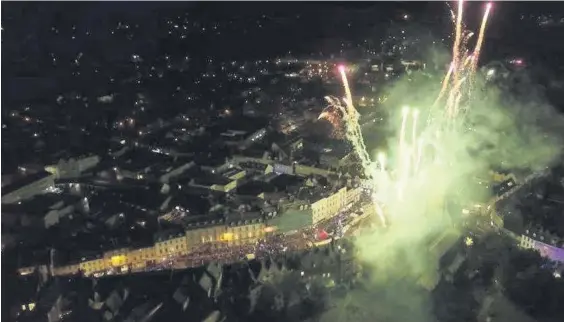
23, 218, 266, 278
311, 187, 348, 224
2, 172, 56, 204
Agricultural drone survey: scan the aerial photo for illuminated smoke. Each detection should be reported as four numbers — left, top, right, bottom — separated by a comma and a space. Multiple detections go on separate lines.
324, 2, 563, 321
451, 0, 464, 90
330, 0, 497, 253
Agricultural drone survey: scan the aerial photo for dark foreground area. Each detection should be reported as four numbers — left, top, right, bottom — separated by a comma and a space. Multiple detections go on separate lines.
6, 233, 564, 322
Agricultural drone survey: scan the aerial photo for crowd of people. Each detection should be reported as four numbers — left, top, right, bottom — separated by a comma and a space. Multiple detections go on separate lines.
139, 200, 367, 274
143, 228, 326, 272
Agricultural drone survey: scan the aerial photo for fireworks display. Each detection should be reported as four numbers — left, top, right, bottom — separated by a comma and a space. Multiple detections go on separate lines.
316, 7, 563, 304
329, 1, 495, 230
311, 1, 564, 319
317, 107, 344, 138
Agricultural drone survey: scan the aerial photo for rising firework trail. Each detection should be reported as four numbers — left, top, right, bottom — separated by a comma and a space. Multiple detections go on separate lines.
412, 109, 419, 154
451, 0, 465, 88
331, 66, 388, 226
434, 62, 455, 106
471, 2, 493, 74
377, 152, 387, 174
336, 66, 372, 173
434, 0, 493, 119
446, 0, 465, 118
414, 138, 424, 174
399, 107, 410, 158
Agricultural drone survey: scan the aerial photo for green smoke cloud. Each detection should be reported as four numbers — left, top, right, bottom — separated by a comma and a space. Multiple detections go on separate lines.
327, 46, 564, 322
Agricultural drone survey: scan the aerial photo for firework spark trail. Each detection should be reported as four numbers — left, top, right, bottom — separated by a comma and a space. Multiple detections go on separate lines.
332, 70, 426, 225
324, 95, 376, 187
463, 31, 474, 47
333, 67, 388, 226
318, 108, 344, 138
459, 31, 474, 70
463, 54, 473, 68
338, 65, 354, 112
454, 93, 463, 119
318, 111, 331, 121
412, 109, 419, 154
399, 107, 410, 159
451, 0, 465, 87
446, 76, 467, 118
396, 109, 426, 200
415, 138, 424, 174
337, 67, 373, 171
434, 63, 455, 106
471, 3, 493, 74
396, 108, 411, 199
330, 98, 370, 169
441, 1, 493, 120
377, 152, 387, 174
434, 45, 470, 110
411, 110, 420, 173
445, 0, 466, 119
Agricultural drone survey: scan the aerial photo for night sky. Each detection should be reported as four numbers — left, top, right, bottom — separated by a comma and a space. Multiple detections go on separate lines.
3, 2, 563, 71
3, 2, 563, 64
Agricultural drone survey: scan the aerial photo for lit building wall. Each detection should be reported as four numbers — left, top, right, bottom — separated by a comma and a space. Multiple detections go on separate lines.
242, 128, 267, 147
48, 155, 101, 179
294, 165, 336, 177
225, 222, 265, 246
185, 221, 265, 249
520, 234, 564, 263
520, 235, 535, 249
40, 220, 266, 277
127, 247, 156, 270
264, 164, 274, 174
2, 174, 56, 204
311, 187, 347, 224
17, 266, 36, 276
51, 264, 80, 276
490, 171, 516, 183
210, 180, 238, 192
346, 187, 362, 205
103, 248, 129, 269
186, 225, 227, 251
79, 258, 108, 276
225, 170, 246, 181
154, 236, 188, 259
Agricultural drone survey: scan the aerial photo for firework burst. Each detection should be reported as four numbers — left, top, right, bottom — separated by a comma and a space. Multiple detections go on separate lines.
318, 107, 344, 138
